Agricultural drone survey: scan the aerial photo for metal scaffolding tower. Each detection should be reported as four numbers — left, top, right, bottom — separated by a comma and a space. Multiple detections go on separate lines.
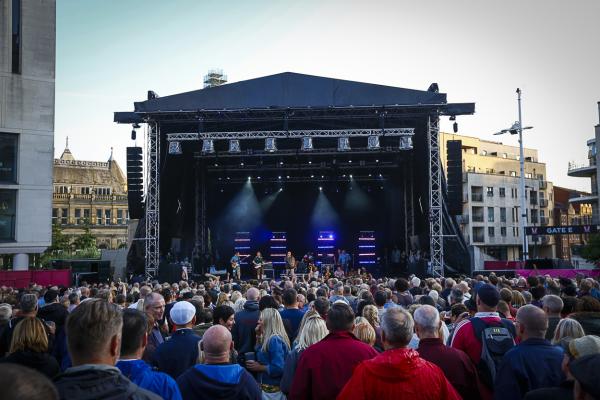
145, 122, 160, 278
203, 69, 228, 89
428, 114, 444, 276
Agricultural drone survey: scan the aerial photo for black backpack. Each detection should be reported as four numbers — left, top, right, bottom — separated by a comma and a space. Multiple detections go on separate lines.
470, 317, 516, 388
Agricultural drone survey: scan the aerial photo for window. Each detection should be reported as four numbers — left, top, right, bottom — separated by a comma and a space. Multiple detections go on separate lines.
83, 209, 90, 223
486, 187, 494, 197
500, 207, 507, 222
513, 227, 519, 237
525, 172, 533, 179
0, 134, 18, 183
499, 187, 506, 197
75, 209, 81, 224
512, 207, 519, 223
12, 0, 21, 74
104, 209, 111, 225
500, 227, 507, 237
117, 209, 123, 224
488, 227, 495, 237
96, 209, 103, 225
61, 208, 68, 225
52, 208, 58, 225
531, 209, 538, 224
0, 190, 17, 241
510, 171, 517, 177
487, 207, 495, 222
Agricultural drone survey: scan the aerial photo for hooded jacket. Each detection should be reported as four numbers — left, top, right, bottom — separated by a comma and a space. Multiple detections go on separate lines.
337, 348, 460, 400
53, 364, 161, 400
176, 363, 261, 400
232, 300, 260, 354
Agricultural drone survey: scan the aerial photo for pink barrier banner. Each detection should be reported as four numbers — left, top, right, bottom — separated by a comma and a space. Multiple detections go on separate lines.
0, 270, 71, 288
515, 269, 600, 279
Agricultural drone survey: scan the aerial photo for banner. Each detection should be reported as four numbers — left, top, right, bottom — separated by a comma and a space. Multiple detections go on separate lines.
525, 225, 600, 235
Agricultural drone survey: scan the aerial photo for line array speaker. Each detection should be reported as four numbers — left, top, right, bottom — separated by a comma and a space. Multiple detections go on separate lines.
127, 147, 144, 219
446, 140, 463, 216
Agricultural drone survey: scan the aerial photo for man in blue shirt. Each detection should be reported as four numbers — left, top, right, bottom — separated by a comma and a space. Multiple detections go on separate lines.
494, 304, 564, 400
116, 309, 182, 400
280, 288, 305, 342
152, 301, 201, 379
230, 251, 241, 280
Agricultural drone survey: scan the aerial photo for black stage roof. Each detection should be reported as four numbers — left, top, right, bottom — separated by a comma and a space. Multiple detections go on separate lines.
115, 72, 474, 123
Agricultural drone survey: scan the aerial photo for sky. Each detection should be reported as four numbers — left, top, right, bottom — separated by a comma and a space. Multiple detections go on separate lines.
55, 0, 600, 191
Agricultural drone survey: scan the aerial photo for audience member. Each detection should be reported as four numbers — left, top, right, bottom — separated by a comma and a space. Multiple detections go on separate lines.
0, 363, 58, 400
542, 295, 563, 341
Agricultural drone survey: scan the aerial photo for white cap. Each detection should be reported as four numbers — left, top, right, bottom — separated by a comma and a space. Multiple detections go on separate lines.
170, 301, 196, 325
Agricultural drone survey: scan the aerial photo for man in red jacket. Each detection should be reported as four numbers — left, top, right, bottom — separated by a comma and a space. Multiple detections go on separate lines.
337, 307, 460, 400
289, 303, 378, 400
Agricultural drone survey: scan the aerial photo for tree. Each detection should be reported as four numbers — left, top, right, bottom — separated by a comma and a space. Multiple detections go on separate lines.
582, 234, 600, 265
72, 221, 97, 251
48, 224, 70, 253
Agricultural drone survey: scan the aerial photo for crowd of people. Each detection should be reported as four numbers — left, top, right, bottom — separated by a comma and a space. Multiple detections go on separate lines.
0, 271, 599, 400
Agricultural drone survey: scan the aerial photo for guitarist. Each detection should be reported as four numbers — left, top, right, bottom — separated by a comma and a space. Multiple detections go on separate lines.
230, 251, 242, 280
253, 251, 264, 280
285, 251, 297, 278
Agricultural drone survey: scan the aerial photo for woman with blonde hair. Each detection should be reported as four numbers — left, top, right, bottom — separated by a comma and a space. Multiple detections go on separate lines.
280, 312, 328, 396
0, 317, 59, 378
362, 304, 383, 351
511, 290, 526, 309
246, 308, 290, 397
216, 292, 229, 307
551, 318, 585, 345
354, 322, 376, 347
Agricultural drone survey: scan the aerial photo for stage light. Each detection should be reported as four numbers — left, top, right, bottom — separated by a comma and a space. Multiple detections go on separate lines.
247, 176, 251, 180
202, 139, 215, 153
279, 161, 284, 165
265, 137, 277, 152
214, 163, 218, 167
321, 175, 324, 178
131, 130, 136, 140
349, 174, 353, 179
278, 176, 282, 180
400, 136, 413, 150
311, 174, 315, 178
342, 174, 346, 178
229, 139, 241, 153
301, 136, 313, 151
368, 174, 372, 177
168, 141, 182, 155
379, 173, 383, 177
257, 176, 261, 180
348, 160, 353, 164
367, 135, 380, 150
227, 176, 230, 180
308, 160, 312, 164
338, 137, 351, 151
376, 159, 379, 163
240, 162, 244, 166
319, 186, 323, 191
286, 175, 290, 179
279, 188, 283, 192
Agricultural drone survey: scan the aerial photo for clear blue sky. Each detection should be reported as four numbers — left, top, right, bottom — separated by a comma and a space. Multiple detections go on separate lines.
55, 0, 600, 191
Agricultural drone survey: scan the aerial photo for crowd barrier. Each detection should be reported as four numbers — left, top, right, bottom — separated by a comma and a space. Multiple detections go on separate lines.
0, 270, 71, 288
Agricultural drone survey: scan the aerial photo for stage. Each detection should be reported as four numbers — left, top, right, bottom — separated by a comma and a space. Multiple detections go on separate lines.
115, 72, 475, 278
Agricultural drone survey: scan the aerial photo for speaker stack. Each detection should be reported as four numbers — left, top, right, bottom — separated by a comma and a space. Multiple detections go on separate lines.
126, 147, 144, 219
446, 140, 463, 216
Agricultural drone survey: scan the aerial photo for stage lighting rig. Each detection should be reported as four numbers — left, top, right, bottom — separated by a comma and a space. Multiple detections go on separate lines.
229, 139, 241, 153
301, 136, 313, 151
399, 136, 413, 150
202, 139, 215, 153
367, 135, 381, 150
168, 141, 182, 155
338, 137, 351, 151
265, 137, 277, 152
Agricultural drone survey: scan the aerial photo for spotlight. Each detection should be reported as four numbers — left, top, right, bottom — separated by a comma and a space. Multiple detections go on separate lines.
278, 176, 282, 179
286, 175, 290, 179
301, 136, 313, 151
311, 175, 315, 178
308, 160, 312, 164
321, 175, 324, 178
279, 161, 284, 165
349, 174, 353, 179
379, 173, 383, 177
342, 174, 346, 178
279, 188, 283, 192
453, 121, 458, 133
338, 137, 351, 151
202, 139, 215, 153
248, 176, 251, 180
229, 139, 241, 153
367, 135, 380, 150
376, 159, 379, 163
131, 130, 136, 140
348, 160, 352, 164
399, 136, 413, 150
319, 186, 323, 191
265, 137, 277, 152
240, 162, 244, 166
227, 177, 230, 180
168, 141, 182, 155
214, 163, 218, 167
257, 176, 261, 180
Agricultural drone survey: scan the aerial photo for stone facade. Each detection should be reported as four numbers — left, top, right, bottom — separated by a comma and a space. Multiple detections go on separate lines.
52, 144, 129, 250
553, 186, 593, 263
0, 0, 56, 269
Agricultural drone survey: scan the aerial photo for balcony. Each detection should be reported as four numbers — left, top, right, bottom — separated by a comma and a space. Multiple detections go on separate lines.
472, 215, 484, 222
471, 193, 483, 202
539, 198, 548, 207
568, 161, 596, 177
539, 180, 547, 189
569, 194, 598, 205
529, 198, 538, 206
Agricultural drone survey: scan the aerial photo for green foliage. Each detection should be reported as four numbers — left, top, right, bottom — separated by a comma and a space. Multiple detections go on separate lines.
48, 224, 70, 252
582, 234, 600, 263
72, 221, 96, 251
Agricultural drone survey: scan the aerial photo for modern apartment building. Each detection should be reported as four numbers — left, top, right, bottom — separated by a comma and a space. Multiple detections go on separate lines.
567, 102, 600, 224
440, 133, 555, 270
0, 0, 55, 269
53, 142, 129, 250
553, 186, 593, 264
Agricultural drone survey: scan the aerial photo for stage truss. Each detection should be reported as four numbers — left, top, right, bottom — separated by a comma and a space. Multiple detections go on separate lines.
428, 115, 444, 277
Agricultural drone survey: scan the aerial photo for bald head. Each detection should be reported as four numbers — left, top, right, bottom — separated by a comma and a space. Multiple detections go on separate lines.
201, 325, 232, 364
246, 287, 260, 301
516, 304, 548, 339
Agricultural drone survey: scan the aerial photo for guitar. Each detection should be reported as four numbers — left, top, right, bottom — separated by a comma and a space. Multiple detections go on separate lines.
231, 256, 249, 270
254, 261, 273, 269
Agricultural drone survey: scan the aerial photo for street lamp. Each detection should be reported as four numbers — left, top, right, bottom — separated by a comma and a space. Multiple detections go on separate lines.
494, 88, 533, 263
